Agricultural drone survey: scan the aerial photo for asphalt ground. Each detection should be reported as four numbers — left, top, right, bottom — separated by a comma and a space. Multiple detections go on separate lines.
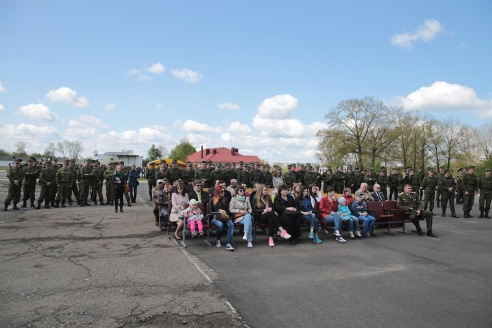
1, 177, 492, 328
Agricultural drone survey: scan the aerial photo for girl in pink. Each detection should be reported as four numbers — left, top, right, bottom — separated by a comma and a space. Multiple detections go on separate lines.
183, 199, 204, 237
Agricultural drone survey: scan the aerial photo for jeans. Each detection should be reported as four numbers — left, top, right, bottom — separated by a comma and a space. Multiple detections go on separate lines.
301, 213, 318, 231
236, 213, 253, 241
321, 212, 342, 231
212, 218, 234, 244
129, 185, 137, 202
346, 217, 360, 232
357, 215, 375, 234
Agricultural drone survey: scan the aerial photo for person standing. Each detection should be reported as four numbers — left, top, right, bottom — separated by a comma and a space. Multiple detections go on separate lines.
49, 158, 60, 207
36, 161, 56, 209
422, 169, 438, 214
435, 166, 445, 208
78, 159, 94, 207
478, 169, 492, 219
455, 168, 464, 204
333, 166, 345, 194
22, 157, 39, 208
91, 162, 105, 205
104, 162, 115, 205
417, 167, 426, 200
68, 159, 80, 205
440, 169, 459, 218
55, 160, 72, 208
3, 159, 24, 211
145, 162, 157, 201
112, 164, 127, 213
388, 168, 400, 201
376, 168, 388, 200
462, 165, 478, 218
128, 164, 139, 203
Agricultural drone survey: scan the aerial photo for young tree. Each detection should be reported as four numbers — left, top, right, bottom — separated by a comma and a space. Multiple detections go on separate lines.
169, 138, 196, 161
147, 144, 162, 161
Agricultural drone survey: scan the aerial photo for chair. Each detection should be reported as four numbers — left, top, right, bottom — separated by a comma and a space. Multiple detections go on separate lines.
366, 201, 395, 235
382, 201, 420, 234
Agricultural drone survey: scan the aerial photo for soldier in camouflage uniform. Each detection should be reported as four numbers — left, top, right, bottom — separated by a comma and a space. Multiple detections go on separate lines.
408, 169, 421, 199
224, 163, 235, 186
36, 161, 56, 209
435, 166, 445, 207
195, 161, 212, 189
344, 166, 355, 192
439, 169, 458, 218
210, 163, 226, 185
421, 170, 437, 213
22, 157, 40, 208
455, 168, 464, 204
78, 159, 94, 207
387, 168, 399, 201
118, 161, 132, 207
303, 164, 317, 187
376, 168, 388, 200
145, 162, 157, 201
478, 169, 492, 219
68, 159, 80, 204
321, 168, 333, 193
237, 165, 250, 187
104, 163, 115, 205
397, 184, 437, 237
353, 169, 364, 193
166, 159, 182, 184
183, 162, 196, 186
56, 160, 72, 207
91, 162, 105, 205
248, 163, 262, 186
283, 165, 295, 188
234, 161, 243, 179
50, 158, 60, 207
462, 166, 478, 218
417, 167, 426, 200
364, 168, 377, 192
333, 166, 345, 194
263, 164, 273, 188
3, 159, 24, 211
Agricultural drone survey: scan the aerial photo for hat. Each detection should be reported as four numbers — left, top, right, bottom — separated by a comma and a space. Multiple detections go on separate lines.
14, 158, 22, 164
201, 161, 207, 164
187, 162, 193, 167
70, 159, 75, 162
45, 161, 52, 165
189, 199, 198, 206
338, 197, 346, 204
64, 160, 69, 165
469, 165, 475, 169
156, 179, 164, 184
53, 158, 58, 162
486, 169, 491, 173
119, 161, 125, 165
85, 158, 92, 163
29, 157, 36, 162
172, 159, 177, 164
458, 168, 463, 171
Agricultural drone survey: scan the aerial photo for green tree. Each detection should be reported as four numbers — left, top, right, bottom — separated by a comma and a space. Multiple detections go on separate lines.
147, 144, 162, 161
0, 149, 11, 156
169, 138, 196, 161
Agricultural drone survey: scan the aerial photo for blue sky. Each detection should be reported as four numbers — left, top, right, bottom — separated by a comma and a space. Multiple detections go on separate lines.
1, 0, 491, 163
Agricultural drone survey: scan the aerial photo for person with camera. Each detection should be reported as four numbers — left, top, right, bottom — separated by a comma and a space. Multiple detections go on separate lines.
397, 184, 437, 238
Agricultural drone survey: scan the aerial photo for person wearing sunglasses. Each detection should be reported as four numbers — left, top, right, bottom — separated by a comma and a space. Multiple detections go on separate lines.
230, 187, 254, 248
188, 179, 210, 206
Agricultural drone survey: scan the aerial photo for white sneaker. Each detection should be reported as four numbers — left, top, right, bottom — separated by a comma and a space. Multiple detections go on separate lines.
242, 234, 248, 241
365, 233, 371, 238
247, 241, 253, 248
334, 230, 341, 237
225, 243, 235, 251
336, 236, 346, 243
356, 231, 362, 237
349, 231, 355, 238
216, 240, 221, 247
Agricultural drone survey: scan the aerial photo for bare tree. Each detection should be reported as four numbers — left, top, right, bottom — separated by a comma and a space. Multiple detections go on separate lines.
43, 142, 56, 158
441, 117, 462, 169
67, 140, 85, 159
478, 123, 492, 159
56, 141, 68, 158
14, 141, 28, 156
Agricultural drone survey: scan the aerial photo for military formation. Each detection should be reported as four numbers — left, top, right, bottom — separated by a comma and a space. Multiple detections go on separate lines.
3, 157, 135, 211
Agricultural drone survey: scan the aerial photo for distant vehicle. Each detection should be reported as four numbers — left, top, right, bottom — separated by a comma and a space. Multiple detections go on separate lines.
146, 158, 187, 169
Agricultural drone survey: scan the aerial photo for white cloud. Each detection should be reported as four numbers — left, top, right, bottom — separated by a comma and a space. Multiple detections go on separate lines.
182, 119, 221, 133
0, 81, 5, 93
257, 94, 298, 119
0, 123, 59, 153
137, 74, 152, 82
155, 103, 165, 110
0, 104, 5, 112
218, 102, 240, 111
127, 68, 141, 75
104, 103, 116, 110
253, 115, 306, 138
46, 86, 90, 108
228, 121, 252, 134
399, 81, 491, 111
186, 133, 211, 145
146, 62, 165, 74
18, 103, 57, 121
391, 18, 443, 48
171, 68, 203, 84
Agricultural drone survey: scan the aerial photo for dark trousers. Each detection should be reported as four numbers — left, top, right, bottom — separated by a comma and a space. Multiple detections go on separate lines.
463, 191, 475, 213
280, 211, 302, 239
114, 187, 124, 209
389, 187, 398, 201
147, 181, 156, 199
441, 191, 456, 214
406, 210, 433, 232
259, 211, 281, 237
130, 186, 137, 202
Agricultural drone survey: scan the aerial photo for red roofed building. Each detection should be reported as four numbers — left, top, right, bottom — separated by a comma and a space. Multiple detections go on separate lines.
187, 146, 262, 165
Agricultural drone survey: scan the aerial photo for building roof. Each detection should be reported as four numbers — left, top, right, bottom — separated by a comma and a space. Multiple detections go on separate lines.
186, 147, 262, 164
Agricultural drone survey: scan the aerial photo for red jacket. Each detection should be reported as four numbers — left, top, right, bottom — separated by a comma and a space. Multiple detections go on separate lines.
319, 196, 338, 217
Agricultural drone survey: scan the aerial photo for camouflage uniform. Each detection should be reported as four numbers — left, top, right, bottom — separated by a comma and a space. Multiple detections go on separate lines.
439, 172, 457, 217
397, 190, 435, 236
37, 163, 56, 209
104, 164, 115, 204
3, 160, 24, 211
146, 165, 157, 201
91, 164, 105, 204
462, 168, 478, 218
69, 160, 80, 204
22, 159, 39, 207
56, 162, 72, 207
421, 173, 437, 212
478, 171, 492, 218
78, 161, 94, 206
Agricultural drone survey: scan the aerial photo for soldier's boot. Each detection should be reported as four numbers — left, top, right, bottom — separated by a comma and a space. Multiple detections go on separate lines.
21, 201, 27, 208
61, 201, 66, 208
53, 200, 59, 208
3, 204, 8, 211
100, 199, 104, 206
80, 200, 84, 207
485, 211, 491, 219
464, 211, 469, 218
68, 200, 72, 205
110, 200, 114, 205
127, 200, 132, 207
44, 203, 50, 209
114, 201, 118, 213
468, 212, 474, 218
30, 201, 35, 208
13, 204, 19, 210
35, 203, 41, 209
479, 211, 484, 218
451, 212, 459, 218
120, 205, 124, 213
51, 201, 55, 207
93, 199, 97, 205
105, 200, 110, 205
84, 200, 91, 206
441, 210, 446, 217
436, 201, 440, 208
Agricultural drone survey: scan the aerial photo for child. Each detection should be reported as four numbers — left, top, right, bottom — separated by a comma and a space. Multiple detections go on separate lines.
338, 197, 362, 239
183, 199, 204, 237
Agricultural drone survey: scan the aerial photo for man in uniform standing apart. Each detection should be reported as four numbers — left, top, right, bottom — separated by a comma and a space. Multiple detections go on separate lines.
462, 165, 478, 218
478, 169, 492, 219
3, 159, 24, 211
422, 169, 437, 214
56, 160, 72, 208
145, 162, 157, 201
78, 159, 94, 207
22, 157, 39, 208
397, 184, 437, 238
440, 169, 459, 218
435, 166, 445, 208
36, 161, 56, 209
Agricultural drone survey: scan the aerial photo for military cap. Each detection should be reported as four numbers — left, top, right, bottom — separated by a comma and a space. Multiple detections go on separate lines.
486, 169, 491, 172
53, 158, 58, 162
64, 160, 70, 165
444, 169, 450, 173
45, 161, 52, 165
458, 167, 463, 171
468, 165, 475, 169
231, 162, 236, 165
29, 156, 36, 162
201, 160, 207, 164
287, 165, 292, 169
119, 160, 125, 164
187, 162, 193, 167
85, 158, 92, 163
14, 158, 22, 164
70, 159, 76, 162
239, 161, 243, 164
94, 162, 100, 166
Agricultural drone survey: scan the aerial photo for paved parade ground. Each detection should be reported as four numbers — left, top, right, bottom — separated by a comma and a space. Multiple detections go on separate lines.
1, 176, 492, 328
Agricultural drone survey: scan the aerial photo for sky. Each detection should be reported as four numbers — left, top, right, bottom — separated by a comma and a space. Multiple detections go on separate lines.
1, 0, 491, 164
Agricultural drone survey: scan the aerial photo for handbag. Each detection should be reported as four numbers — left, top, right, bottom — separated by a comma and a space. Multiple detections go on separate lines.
218, 210, 230, 223
124, 185, 130, 193
232, 213, 244, 220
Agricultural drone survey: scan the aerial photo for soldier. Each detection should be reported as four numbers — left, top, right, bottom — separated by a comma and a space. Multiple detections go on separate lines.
91, 162, 105, 205
68, 159, 80, 204
321, 167, 333, 193
167, 159, 182, 184
333, 166, 345, 194
388, 168, 400, 201
3, 159, 24, 211
409, 169, 421, 199
263, 164, 273, 188
56, 160, 72, 207
283, 165, 295, 188
422, 169, 438, 214
363, 168, 377, 192
249, 162, 263, 186
462, 165, 478, 218
440, 169, 459, 218
211, 163, 226, 184
303, 164, 317, 187
398, 168, 409, 195
119, 161, 132, 207
376, 168, 388, 200
224, 163, 235, 186
313, 165, 322, 188
353, 168, 364, 194
49, 158, 60, 207
78, 159, 94, 207
145, 162, 157, 201
183, 162, 195, 186
237, 164, 250, 188
195, 161, 212, 188
295, 164, 306, 184
344, 166, 355, 192
417, 167, 426, 200
478, 169, 492, 219
36, 161, 56, 209
22, 157, 40, 208
435, 166, 445, 207
104, 162, 115, 205
456, 168, 464, 204
397, 184, 438, 238
234, 161, 243, 178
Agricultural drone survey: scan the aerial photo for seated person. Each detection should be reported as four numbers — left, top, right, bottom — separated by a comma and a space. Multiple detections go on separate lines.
182, 199, 204, 237
171, 182, 190, 240
297, 186, 322, 243
397, 184, 437, 238
152, 180, 171, 225
209, 186, 235, 251
229, 187, 254, 248
351, 195, 376, 237
188, 179, 210, 208
309, 184, 323, 207
273, 184, 302, 245
372, 183, 386, 201
338, 197, 361, 238
342, 188, 356, 209
318, 187, 346, 243
354, 182, 375, 203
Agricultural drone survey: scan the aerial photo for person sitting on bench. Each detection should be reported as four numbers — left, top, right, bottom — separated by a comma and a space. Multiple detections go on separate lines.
397, 184, 438, 238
